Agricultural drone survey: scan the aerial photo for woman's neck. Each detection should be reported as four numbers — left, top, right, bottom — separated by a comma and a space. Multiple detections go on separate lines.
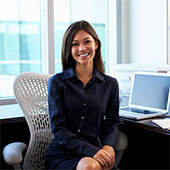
74, 64, 94, 87
75, 64, 93, 79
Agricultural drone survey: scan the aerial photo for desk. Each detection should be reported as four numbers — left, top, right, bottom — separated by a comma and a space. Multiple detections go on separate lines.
120, 114, 170, 136
1, 104, 170, 169
119, 113, 170, 169
119, 96, 170, 169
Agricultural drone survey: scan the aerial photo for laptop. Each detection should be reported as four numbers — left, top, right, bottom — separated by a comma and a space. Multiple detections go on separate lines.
119, 72, 170, 120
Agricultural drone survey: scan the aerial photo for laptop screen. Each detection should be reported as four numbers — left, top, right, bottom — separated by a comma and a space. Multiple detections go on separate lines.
129, 72, 170, 112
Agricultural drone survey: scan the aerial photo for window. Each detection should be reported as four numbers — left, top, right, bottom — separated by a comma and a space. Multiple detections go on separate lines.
2, 0, 169, 105
0, 0, 41, 99
0, 0, 114, 105
53, 0, 107, 73
120, 0, 168, 65
53, 0, 70, 73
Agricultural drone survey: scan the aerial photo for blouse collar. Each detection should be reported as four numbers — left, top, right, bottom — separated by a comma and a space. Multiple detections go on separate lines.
63, 67, 105, 82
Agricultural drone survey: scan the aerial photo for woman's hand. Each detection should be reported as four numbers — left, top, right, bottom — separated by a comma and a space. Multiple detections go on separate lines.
102, 145, 115, 169
93, 145, 115, 169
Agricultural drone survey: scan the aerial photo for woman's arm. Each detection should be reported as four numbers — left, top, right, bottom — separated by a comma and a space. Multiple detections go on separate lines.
101, 79, 120, 151
93, 79, 119, 169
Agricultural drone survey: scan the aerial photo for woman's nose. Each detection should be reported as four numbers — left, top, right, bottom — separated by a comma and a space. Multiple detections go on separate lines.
79, 44, 85, 51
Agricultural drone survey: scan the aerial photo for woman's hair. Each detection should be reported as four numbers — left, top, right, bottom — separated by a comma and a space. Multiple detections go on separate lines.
61, 20, 105, 73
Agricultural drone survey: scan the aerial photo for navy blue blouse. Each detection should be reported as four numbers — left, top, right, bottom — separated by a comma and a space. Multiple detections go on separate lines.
48, 67, 120, 158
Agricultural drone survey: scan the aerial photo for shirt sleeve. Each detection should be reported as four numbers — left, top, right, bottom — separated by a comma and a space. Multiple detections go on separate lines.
101, 78, 120, 150
48, 76, 100, 157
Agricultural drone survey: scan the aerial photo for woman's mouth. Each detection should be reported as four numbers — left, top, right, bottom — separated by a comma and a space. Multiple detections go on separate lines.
78, 53, 89, 57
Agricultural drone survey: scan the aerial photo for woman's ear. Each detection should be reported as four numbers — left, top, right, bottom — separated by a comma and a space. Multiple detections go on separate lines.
95, 40, 98, 50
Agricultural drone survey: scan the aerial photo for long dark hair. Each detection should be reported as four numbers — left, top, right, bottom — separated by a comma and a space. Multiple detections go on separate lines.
61, 20, 105, 73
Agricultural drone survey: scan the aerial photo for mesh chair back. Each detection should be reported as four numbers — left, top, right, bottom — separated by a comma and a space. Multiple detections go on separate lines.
13, 72, 53, 169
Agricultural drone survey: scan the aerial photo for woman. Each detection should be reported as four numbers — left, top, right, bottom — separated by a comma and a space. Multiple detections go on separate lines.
45, 20, 120, 170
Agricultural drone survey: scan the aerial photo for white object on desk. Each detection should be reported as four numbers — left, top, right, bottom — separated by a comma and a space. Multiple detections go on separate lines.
152, 119, 170, 130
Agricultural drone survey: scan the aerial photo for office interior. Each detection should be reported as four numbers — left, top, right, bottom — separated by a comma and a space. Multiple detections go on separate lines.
0, 0, 170, 169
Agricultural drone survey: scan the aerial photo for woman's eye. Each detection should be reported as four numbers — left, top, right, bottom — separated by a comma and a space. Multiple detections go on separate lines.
85, 40, 91, 44
72, 43, 79, 46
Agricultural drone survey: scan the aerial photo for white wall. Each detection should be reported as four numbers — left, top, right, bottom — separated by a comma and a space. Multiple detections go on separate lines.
121, 0, 167, 65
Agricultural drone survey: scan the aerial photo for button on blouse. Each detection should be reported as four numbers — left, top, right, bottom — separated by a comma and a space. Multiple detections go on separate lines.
48, 67, 120, 157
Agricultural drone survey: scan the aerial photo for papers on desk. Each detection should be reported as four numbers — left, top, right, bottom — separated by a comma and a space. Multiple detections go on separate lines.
152, 119, 170, 130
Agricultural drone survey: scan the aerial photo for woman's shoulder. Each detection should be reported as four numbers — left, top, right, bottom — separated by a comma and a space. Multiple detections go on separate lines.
100, 72, 118, 85
49, 68, 74, 83
49, 72, 63, 82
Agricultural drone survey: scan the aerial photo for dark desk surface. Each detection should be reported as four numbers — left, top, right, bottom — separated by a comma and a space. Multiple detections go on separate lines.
120, 113, 170, 135
119, 114, 170, 170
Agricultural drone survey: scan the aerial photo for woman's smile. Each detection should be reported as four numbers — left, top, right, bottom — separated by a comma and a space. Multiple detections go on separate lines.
71, 29, 98, 66
78, 53, 90, 58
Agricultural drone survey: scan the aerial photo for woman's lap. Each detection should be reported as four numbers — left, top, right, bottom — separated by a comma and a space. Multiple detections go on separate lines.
45, 152, 84, 170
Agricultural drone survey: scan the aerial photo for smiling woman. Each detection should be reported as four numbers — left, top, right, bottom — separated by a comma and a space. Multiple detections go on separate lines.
45, 20, 119, 170
61, 21, 104, 74
71, 30, 98, 67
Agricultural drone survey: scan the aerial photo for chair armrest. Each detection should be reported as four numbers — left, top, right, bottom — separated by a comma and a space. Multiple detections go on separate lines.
3, 142, 27, 165
115, 131, 128, 151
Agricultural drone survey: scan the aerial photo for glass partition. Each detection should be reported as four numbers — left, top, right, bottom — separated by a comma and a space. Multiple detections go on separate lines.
0, 0, 41, 98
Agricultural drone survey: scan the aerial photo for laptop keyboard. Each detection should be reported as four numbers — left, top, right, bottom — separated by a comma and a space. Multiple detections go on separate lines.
121, 107, 157, 114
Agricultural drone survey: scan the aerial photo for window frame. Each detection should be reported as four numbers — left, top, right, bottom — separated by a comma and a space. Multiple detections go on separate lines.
41, 0, 55, 74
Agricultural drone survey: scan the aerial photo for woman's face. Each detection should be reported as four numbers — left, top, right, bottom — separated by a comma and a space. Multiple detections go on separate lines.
71, 29, 98, 67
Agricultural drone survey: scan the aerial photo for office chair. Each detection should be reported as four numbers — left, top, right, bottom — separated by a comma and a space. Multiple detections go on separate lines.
3, 72, 128, 169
